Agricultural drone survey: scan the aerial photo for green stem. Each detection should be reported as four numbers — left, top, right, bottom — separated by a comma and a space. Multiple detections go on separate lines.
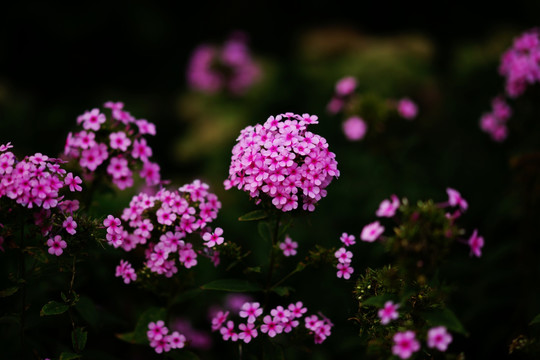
264, 213, 281, 305
18, 209, 26, 358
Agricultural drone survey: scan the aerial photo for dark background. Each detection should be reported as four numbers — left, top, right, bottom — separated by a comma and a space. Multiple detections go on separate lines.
1, 1, 540, 359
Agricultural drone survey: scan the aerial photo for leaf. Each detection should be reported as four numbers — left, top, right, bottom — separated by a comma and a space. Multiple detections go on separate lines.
59, 352, 81, 360
116, 307, 167, 345
200, 279, 262, 292
272, 286, 294, 297
0, 286, 19, 298
238, 210, 268, 221
257, 221, 271, 241
529, 313, 540, 326
40, 300, 69, 316
361, 294, 396, 307
422, 308, 468, 335
75, 296, 99, 328
72, 327, 87, 352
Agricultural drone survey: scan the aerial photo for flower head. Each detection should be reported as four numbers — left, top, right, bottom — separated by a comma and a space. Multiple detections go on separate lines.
397, 98, 418, 120
392, 331, 420, 359
377, 301, 399, 325
376, 194, 400, 217
342, 116, 367, 141
279, 235, 298, 256
360, 221, 385, 242
468, 229, 484, 257
427, 326, 453, 351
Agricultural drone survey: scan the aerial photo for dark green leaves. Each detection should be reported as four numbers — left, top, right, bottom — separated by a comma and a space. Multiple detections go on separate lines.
238, 210, 268, 221
72, 327, 88, 352
422, 308, 467, 335
40, 300, 69, 316
116, 307, 167, 344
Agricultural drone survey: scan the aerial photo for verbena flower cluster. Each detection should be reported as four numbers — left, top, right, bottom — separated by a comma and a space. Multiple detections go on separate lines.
326, 76, 418, 141
107, 179, 223, 282
186, 31, 261, 95
0, 142, 82, 256
480, 28, 540, 141
64, 101, 161, 190
224, 112, 340, 212
210, 300, 332, 344
147, 320, 186, 353
334, 233, 355, 279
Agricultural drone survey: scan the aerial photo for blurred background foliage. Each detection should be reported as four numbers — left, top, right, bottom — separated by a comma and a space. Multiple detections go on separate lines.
1, 1, 540, 359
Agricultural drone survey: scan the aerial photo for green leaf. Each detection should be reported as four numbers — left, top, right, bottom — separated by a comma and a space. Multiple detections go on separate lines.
0, 286, 19, 298
200, 279, 262, 292
257, 221, 271, 241
272, 286, 294, 297
72, 327, 88, 352
422, 308, 468, 335
166, 350, 201, 360
40, 300, 69, 316
59, 352, 81, 360
238, 210, 268, 221
116, 307, 167, 345
529, 313, 540, 326
361, 294, 396, 307
75, 296, 99, 328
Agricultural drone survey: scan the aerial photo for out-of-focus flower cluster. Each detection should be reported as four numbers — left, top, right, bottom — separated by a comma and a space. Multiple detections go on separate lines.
480, 28, 540, 142
0, 142, 82, 256
147, 320, 186, 353
186, 31, 261, 95
63, 101, 161, 190
224, 112, 340, 212
210, 300, 332, 345
327, 76, 418, 141
108, 179, 223, 283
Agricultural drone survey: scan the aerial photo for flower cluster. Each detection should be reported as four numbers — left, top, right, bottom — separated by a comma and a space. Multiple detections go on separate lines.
334, 233, 355, 279
63, 101, 161, 190
326, 76, 418, 141
480, 28, 540, 141
210, 300, 332, 344
224, 112, 340, 212
0, 142, 83, 256
147, 320, 186, 353
107, 179, 223, 281
186, 31, 261, 95
392, 327, 453, 359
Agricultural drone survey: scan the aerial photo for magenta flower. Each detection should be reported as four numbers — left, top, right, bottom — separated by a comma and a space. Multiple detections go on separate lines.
62, 216, 77, 235
446, 187, 468, 211
342, 116, 367, 141
360, 221, 385, 242
147, 320, 168, 341
335, 76, 357, 96
239, 302, 263, 323
238, 322, 258, 343
167, 331, 186, 349
202, 227, 224, 247
377, 301, 399, 325
260, 315, 283, 338
392, 330, 420, 359
340, 232, 356, 246
115, 259, 137, 284
334, 247, 353, 264
376, 194, 400, 217
211, 310, 229, 331
109, 131, 131, 152
279, 235, 298, 256
288, 301, 308, 318
80, 108, 106, 131
47, 235, 67, 256
427, 326, 453, 351
270, 305, 291, 323
468, 229, 484, 257
64, 173, 82, 192
336, 262, 354, 279
220, 320, 238, 341
397, 98, 418, 120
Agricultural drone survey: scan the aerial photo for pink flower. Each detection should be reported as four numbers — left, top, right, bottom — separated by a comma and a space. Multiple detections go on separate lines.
62, 216, 77, 235
288, 301, 307, 318
397, 98, 418, 120
427, 326, 453, 351
211, 310, 229, 331
378, 301, 399, 325
64, 173, 82, 192
168, 331, 186, 349
340, 232, 356, 246
109, 131, 131, 152
342, 116, 367, 141
147, 320, 168, 341
47, 235, 67, 256
220, 320, 238, 341
335, 76, 357, 96
202, 227, 224, 247
392, 331, 420, 359
468, 229, 484, 257
376, 194, 400, 217
239, 302, 263, 323
360, 221, 385, 242
81, 108, 106, 131
115, 259, 137, 284
336, 262, 354, 279
238, 322, 258, 343
279, 235, 298, 256
446, 187, 468, 211
334, 247, 353, 264
260, 315, 283, 338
